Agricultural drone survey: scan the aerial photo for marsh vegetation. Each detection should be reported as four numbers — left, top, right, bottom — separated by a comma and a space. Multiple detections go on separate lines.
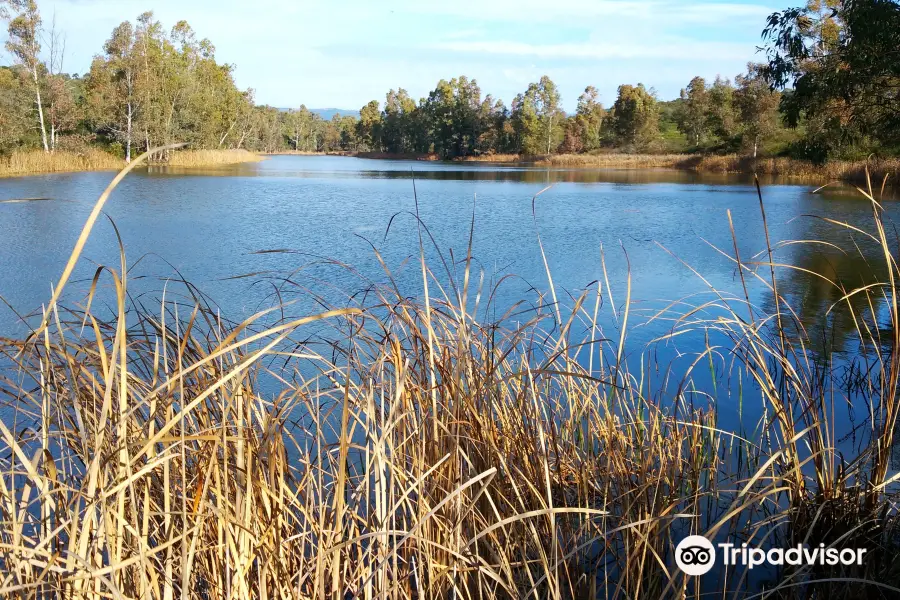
1, 154, 900, 597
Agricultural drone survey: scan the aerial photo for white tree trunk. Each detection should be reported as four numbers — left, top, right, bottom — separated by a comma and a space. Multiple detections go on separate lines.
125, 102, 133, 163
34, 72, 49, 153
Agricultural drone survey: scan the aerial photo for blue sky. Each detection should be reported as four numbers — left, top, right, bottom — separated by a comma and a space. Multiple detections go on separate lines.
4, 0, 794, 112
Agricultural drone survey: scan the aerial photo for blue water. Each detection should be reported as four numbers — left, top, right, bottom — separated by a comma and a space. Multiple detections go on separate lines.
0, 156, 894, 434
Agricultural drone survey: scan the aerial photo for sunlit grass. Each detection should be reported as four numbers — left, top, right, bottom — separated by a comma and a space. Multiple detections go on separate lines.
681, 154, 900, 184
164, 148, 265, 167
0, 148, 122, 177
463, 152, 898, 185
542, 153, 687, 168
0, 151, 899, 598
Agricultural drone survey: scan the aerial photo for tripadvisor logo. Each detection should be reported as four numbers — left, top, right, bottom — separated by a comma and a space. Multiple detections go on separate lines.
676, 536, 716, 576
675, 535, 868, 576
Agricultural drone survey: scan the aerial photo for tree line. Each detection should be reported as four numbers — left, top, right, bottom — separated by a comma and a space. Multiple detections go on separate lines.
1, 0, 897, 163
349, 72, 788, 159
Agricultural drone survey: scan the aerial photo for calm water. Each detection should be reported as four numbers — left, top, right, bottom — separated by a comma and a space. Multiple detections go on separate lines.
0, 155, 895, 429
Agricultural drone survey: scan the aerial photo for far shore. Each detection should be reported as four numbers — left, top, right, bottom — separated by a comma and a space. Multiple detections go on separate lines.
344, 151, 899, 185
2, 148, 895, 186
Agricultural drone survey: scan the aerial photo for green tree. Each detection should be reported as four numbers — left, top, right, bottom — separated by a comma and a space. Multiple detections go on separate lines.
356, 100, 382, 151
283, 106, 318, 151
763, 0, 900, 157
475, 95, 509, 155
512, 76, 564, 155
3, 0, 49, 152
612, 83, 659, 148
422, 76, 484, 158
575, 86, 604, 152
382, 88, 417, 154
707, 76, 737, 143
0, 67, 31, 150
676, 76, 710, 147
734, 63, 782, 157
85, 22, 140, 161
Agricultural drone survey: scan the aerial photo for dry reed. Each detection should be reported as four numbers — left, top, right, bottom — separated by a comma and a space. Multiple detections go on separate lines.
682, 154, 900, 183
1, 154, 899, 598
162, 148, 265, 167
0, 149, 122, 177
463, 152, 899, 185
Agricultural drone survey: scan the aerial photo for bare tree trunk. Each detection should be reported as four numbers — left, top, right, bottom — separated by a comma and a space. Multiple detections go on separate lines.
125, 102, 133, 163
218, 120, 236, 148
546, 115, 554, 155
34, 73, 49, 153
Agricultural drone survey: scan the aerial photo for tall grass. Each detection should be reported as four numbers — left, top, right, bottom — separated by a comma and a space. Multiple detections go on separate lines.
0, 149, 122, 177
541, 153, 687, 168
162, 148, 264, 167
1, 153, 900, 598
682, 154, 900, 183
463, 152, 899, 184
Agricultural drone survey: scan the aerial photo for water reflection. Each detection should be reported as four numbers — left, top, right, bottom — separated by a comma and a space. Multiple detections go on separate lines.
144, 155, 892, 194
766, 219, 893, 357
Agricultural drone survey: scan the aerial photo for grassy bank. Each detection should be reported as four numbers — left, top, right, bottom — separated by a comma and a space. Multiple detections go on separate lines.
0, 148, 265, 178
459, 152, 900, 184
538, 153, 688, 168
0, 148, 123, 177
679, 154, 900, 184
356, 150, 441, 161
1, 160, 900, 598
264, 150, 350, 156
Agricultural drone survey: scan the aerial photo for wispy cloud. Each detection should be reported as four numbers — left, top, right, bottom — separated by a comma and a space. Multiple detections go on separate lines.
431, 39, 752, 61
395, 0, 774, 24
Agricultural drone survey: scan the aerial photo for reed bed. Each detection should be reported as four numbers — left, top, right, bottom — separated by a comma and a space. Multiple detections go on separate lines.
0, 149, 122, 177
683, 154, 900, 183
265, 150, 350, 156
539, 153, 687, 168
1, 152, 900, 598
462, 152, 899, 184
162, 149, 265, 167
458, 153, 525, 163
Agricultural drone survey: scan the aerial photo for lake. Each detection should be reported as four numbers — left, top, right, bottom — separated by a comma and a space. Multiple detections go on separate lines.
0, 155, 894, 433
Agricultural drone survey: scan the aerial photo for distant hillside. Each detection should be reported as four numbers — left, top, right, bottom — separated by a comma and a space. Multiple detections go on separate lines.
276, 107, 360, 119
312, 108, 359, 120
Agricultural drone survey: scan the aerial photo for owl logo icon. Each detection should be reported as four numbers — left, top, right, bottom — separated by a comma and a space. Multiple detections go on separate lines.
676, 535, 716, 576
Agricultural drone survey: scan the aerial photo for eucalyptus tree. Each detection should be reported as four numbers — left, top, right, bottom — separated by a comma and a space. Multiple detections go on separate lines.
763, 0, 900, 156
677, 76, 710, 147
422, 76, 484, 158
382, 88, 416, 154
85, 21, 140, 161
356, 100, 382, 151
511, 76, 564, 155
708, 76, 737, 143
574, 85, 604, 151
0, 66, 31, 150
734, 64, 782, 157
3, 0, 49, 151
612, 83, 659, 147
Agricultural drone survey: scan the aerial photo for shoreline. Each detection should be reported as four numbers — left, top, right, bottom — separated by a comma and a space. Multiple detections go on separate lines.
351, 151, 898, 185
2, 148, 895, 186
